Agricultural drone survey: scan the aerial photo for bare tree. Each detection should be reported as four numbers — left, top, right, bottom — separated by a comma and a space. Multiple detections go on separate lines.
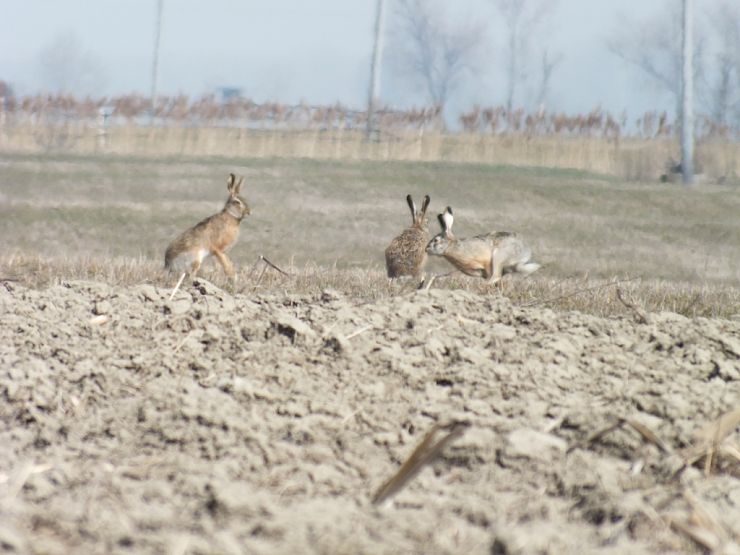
37, 32, 105, 95
493, 0, 556, 112
536, 49, 562, 108
705, 1, 740, 127
390, 0, 484, 114
608, 2, 705, 119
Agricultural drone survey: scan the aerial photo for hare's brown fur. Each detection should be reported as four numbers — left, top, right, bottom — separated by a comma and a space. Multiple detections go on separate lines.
164, 173, 251, 279
385, 194, 430, 280
426, 207, 539, 282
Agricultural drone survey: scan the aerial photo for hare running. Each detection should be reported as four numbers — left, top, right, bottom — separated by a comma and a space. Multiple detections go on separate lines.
426, 207, 540, 283
164, 173, 251, 280
385, 194, 431, 281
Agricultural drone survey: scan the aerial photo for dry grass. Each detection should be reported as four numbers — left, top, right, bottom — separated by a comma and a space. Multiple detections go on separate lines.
2, 253, 739, 320
2, 123, 740, 180
1, 151, 739, 319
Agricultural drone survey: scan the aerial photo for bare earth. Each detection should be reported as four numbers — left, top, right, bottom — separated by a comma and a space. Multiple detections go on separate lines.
1, 278, 739, 554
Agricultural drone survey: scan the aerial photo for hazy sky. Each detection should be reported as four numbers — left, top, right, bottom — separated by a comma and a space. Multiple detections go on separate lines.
1, 0, 689, 117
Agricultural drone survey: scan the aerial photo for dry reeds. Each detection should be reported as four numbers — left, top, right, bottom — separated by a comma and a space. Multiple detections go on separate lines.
567, 416, 672, 455
3, 123, 737, 180
568, 408, 740, 478
569, 408, 740, 550
372, 421, 469, 506
683, 408, 740, 477
4, 93, 739, 180
667, 491, 740, 552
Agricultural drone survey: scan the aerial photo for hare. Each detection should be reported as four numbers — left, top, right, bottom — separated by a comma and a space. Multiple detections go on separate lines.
164, 173, 251, 280
385, 194, 431, 281
426, 207, 540, 283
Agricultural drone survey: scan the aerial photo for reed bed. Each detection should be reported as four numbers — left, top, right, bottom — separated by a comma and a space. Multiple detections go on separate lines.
2, 122, 739, 181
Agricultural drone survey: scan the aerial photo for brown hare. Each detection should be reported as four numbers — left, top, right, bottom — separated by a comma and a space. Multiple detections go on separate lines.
385, 194, 431, 281
426, 206, 540, 283
164, 173, 251, 280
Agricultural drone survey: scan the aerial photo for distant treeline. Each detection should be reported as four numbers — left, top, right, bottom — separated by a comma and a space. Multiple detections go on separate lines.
1, 92, 738, 141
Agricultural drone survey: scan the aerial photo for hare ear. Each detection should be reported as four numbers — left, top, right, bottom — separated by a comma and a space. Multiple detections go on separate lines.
421, 195, 431, 217
406, 194, 416, 219
227, 173, 236, 194
437, 212, 447, 232
442, 207, 454, 233
235, 176, 244, 194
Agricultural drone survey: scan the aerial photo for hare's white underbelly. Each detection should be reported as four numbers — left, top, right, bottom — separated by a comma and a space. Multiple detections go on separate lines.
169, 248, 211, 270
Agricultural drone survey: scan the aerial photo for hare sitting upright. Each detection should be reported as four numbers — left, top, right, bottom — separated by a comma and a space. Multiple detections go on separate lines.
426, 207, 540, 283
165, 173, 251, 280
385, 194, 431, 282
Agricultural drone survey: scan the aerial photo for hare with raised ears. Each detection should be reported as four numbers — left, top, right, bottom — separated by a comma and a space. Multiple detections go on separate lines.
164, 173, 251, 280
385, 194, 431, 281
426, 207, 540, 283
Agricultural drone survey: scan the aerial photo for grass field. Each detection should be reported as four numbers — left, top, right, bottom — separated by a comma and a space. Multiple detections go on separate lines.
1, 152, 739, 318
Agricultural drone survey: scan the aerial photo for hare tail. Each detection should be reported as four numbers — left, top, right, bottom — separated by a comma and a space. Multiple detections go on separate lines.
516, 262, 541, 275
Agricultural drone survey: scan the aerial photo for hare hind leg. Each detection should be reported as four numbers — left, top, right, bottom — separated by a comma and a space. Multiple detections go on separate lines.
213, 250, 237, 280
187, 257, 202, 279
413, 267, 427, 290
488, 250, 505, 284
487, 251, 507, 295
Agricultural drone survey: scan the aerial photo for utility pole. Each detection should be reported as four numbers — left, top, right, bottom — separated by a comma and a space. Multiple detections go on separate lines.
681, 0, 694, 185
150, 0, 164, 125
366, 0, 386, 140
